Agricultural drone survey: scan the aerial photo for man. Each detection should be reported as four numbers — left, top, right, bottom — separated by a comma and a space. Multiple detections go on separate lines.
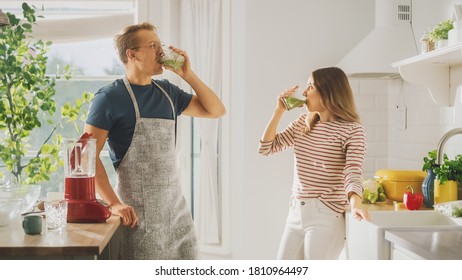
84, 22, 226, 259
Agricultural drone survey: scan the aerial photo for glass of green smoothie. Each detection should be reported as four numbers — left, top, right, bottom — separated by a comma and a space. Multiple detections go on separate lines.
161, 49, 185, 70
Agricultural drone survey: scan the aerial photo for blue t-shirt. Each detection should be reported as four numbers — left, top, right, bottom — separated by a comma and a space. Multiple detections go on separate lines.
86, 78, 193, 169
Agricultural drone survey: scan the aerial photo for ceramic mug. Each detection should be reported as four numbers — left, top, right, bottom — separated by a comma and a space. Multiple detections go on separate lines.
22, 215, 42, 235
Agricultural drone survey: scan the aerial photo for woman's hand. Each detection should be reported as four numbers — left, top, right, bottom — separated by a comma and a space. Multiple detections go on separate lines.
110, 202, 138, 228
349, 193, 370, 221
351, 205, 370, 221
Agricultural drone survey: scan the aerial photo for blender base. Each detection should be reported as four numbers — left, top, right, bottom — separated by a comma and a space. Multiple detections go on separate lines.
67, 200, 111, 223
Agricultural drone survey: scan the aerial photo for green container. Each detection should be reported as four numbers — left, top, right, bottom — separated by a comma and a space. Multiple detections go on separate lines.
282, 96, 306, 110
161, 51, 185, 70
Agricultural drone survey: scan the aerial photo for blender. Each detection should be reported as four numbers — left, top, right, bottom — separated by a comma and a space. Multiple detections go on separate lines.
64, 133, 111, 223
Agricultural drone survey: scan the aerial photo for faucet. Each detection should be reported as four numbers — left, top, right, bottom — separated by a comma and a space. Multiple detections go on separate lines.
436, 127, 462, 165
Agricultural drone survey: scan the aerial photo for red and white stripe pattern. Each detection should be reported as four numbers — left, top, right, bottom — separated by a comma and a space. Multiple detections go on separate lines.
259, 114, 367, 214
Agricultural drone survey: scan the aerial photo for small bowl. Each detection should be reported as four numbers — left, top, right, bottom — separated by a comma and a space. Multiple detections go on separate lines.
0, 198, 23, 226
18, 185, 41, 213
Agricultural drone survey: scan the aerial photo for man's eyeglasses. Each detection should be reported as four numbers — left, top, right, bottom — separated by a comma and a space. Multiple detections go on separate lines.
132, 41, 165, 51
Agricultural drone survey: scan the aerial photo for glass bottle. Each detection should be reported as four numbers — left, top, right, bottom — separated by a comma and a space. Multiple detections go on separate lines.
420, 30, 434, 54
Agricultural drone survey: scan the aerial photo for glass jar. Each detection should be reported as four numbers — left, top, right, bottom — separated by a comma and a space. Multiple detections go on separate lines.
161, 49, 185, 70
420, 31, 434, 54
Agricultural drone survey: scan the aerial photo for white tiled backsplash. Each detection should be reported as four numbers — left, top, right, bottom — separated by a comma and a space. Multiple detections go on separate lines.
352, 78, 462, 180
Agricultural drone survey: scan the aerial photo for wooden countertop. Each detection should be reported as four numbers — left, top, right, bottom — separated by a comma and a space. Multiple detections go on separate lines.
385, 228, 462, 259
0, 215, 120, 259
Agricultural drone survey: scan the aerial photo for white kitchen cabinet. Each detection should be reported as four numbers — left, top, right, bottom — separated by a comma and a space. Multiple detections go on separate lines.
392, 42, 462, 106
390, 244, 426, 260
345, 210, 458, 259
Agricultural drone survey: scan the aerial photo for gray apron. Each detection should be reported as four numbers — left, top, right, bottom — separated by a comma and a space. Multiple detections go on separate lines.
116, 76, 197, 260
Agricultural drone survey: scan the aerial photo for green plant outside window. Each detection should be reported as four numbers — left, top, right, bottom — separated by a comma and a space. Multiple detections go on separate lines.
0, 3, 90, 185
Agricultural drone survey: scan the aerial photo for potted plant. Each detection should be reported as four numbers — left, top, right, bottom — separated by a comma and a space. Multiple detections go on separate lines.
0, 3, 90, 190
433, 154, 462, 205
429, 19, 454, 48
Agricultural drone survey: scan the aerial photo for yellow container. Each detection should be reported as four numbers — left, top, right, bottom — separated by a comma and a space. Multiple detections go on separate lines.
374, 169, 427, 202
434, 180, 458, 205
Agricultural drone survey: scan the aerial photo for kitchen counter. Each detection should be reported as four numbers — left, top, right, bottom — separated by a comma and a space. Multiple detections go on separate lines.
346, 200, 456, 259
354, 199, 433, 212
385, 228, 462, 260
0, 215, 121, 260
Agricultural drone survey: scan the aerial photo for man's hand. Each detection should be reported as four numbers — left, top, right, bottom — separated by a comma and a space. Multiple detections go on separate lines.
111, 202, 138, 228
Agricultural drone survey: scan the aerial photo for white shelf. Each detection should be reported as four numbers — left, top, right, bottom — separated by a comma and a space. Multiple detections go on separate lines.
392, 41, 462, 106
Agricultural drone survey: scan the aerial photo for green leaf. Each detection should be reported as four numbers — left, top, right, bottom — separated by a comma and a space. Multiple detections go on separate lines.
429, 19, 454, 41
0, 3, 92, 185
40, 144, 53, 154
22, 23, 32, 30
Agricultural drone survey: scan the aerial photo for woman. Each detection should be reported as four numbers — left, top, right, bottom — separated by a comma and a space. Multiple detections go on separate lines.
258, 67, 369, 260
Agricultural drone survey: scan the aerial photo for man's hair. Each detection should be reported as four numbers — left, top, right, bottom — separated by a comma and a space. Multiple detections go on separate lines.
114, 22, 157, 64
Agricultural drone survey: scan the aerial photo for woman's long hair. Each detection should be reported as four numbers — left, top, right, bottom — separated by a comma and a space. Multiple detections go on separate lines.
305, 67, 360, 131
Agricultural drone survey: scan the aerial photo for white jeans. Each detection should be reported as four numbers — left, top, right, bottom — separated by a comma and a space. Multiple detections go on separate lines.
277, 198, 345, 260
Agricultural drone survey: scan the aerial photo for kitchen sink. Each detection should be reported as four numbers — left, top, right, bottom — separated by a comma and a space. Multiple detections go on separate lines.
345, 210, 461, 259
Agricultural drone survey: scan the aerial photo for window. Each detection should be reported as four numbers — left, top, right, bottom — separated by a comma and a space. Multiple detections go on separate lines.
2, 0, 231, 255
1, 0, 136, 194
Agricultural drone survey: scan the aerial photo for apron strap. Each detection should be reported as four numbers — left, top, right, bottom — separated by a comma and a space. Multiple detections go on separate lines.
152, 80, 176, 121
122, 75, 178, 141
122, 76, 177, 122
122, 75, 141, 120
152, 80, 177, 140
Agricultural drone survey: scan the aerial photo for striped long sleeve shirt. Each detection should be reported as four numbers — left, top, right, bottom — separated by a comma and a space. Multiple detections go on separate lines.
259, 114, 367, 214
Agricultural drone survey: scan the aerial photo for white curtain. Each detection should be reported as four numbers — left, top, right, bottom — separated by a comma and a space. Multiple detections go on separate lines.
180, 0, 222, 244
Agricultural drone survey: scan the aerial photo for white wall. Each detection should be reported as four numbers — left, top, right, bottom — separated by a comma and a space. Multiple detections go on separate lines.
351, 0, 462, 176
223, 0, 375, 260
387, 80, 462, 169
220, 0, 462, 260
352, 79, 389, 179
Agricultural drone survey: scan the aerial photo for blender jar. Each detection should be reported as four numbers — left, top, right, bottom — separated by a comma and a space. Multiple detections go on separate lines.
64, 137, 96, 178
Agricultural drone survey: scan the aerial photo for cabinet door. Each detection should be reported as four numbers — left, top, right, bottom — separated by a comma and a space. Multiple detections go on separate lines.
391, 244, 425, 260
